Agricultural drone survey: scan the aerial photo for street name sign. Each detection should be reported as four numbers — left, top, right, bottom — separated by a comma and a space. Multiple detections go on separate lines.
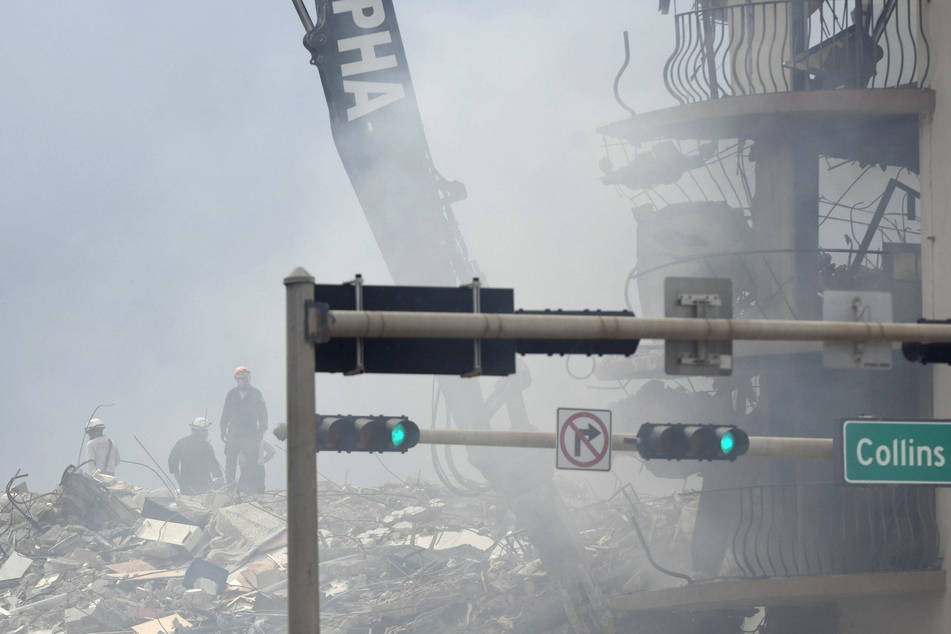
556, 408, 612, 472
840, 419, 951, 485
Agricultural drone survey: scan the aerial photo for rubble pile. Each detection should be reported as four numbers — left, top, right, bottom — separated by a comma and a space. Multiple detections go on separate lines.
0, 468, 290, 633
0, 468, 699, 633
315, 478, 698, 633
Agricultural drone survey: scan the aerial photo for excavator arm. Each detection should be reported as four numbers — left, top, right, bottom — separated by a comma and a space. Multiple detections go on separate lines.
294, 0, 472, 286
292, 2, 614, 630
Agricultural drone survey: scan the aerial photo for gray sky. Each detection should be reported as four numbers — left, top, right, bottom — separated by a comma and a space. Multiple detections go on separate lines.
1, 2, 675, 493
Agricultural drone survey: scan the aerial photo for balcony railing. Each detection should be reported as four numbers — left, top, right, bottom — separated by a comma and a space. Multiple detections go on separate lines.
664, 0, 931, 105
628, 482, 939, 580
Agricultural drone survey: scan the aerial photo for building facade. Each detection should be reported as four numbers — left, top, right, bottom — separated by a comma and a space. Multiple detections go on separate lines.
599, 1, 950, 630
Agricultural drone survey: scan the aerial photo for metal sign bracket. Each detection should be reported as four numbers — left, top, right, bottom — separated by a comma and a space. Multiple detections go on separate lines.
677, 293, 729, 369
664, 278, 733, 376
305, 301, 329, 344
343, 275, 366, 375
461, 277, 483, 378
822, 290, 893, 370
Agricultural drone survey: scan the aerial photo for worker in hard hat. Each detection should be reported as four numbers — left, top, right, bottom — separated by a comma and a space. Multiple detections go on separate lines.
168, 417, 223, 495
219, 366, 268, 490
84, 418, 120, 476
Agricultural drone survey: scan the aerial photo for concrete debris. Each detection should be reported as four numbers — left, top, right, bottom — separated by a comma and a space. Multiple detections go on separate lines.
0, 554, 33, 588
314, 478, 694, 633
140, 498, 209, 527
135, 519, 205, 554
182, 558, 228, 594
203, 502, 285, 569
130, 613, 192, 634
0, 468, 699, 633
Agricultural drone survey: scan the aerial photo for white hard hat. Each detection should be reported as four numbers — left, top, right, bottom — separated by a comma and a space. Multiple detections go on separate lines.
190, 417, 211, 430
85, 418, 105, 431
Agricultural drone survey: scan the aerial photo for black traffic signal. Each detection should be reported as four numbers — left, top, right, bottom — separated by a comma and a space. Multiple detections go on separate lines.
313, 283, 516, 376
902, 319, 951, 365
636, 423, 749, 461
316, 415, 420, 453
514, 309, 639, 357
312, 281, 640, 376
902, 342, 951, 365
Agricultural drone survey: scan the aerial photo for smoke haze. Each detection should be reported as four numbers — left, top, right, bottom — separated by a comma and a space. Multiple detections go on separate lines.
1, 2, 673, 493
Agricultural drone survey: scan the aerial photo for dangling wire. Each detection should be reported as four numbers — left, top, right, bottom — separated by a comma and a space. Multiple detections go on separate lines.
133, 435, 179, 497
613, 32, 637, 117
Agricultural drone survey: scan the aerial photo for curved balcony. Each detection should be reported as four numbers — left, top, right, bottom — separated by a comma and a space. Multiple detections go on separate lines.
611, 482, 942, 614
625, 482, 939, 580
664, 0, 930, 105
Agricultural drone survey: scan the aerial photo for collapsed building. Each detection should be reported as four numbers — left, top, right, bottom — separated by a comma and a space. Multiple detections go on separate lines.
0, 464, 772, 633
10, 1, 936, 633
283, 0, 944, 631
2, 437, 938, 633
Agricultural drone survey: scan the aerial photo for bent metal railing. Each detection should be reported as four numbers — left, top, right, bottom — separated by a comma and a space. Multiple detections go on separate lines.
675, 483, 940, 579
664, 0, 931, 104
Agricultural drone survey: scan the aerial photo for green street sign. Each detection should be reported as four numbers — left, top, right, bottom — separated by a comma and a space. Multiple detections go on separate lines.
841, 419, 951, 485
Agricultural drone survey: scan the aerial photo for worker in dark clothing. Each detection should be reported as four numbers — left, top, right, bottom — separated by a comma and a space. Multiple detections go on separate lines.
168, 418, 223, 495
239, 438, 277, 493
219, 366, 268, 490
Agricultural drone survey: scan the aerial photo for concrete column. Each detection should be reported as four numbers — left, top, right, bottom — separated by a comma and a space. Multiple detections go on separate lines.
285, 267, 318, 633
751, 133, 820, 321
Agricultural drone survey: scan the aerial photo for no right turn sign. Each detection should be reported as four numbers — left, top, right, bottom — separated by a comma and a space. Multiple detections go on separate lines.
556, 408, 612, 471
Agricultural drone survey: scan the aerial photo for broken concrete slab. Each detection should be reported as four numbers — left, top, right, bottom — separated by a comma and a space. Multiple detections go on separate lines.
64, 602, 99, 633
235, 560, 283, 590
0, 552, 33, 588
58, 470, 138, 530
7, 591, 69, 615
419, 528, 498, 552
131, 613, 193, 633
135, 518, 205, 554
182, 587, 214, 609
183, 558, 228, 594
141, 497, 210, 527
202, 503, 285, 569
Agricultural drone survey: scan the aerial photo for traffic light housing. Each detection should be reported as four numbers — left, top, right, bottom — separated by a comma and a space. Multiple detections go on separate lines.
902, 342, 951, 364
316, 415, 420, 453
313, 283, 516, 375
902, 319, 951, 365
636, 423, 749, 461
312, 281, 640, 376
514, 309, 639, 356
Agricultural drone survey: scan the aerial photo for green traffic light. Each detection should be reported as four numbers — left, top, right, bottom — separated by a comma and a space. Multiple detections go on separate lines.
391, 422, 407, 447
720, 430, 735, 455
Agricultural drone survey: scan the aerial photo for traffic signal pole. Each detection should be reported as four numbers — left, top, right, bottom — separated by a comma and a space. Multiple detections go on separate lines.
315, 308, 951, 344
419, 428, 833, 460
290, 289, 949, 632
285, 268, 319, 634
